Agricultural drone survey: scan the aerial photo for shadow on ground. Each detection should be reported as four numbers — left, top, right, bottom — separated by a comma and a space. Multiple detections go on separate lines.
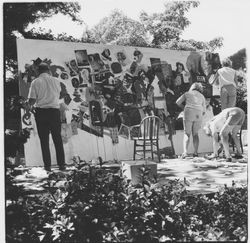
13, 146, 247, 195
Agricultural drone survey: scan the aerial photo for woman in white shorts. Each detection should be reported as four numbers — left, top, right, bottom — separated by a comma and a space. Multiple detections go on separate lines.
176, 83, 206, 158
203, 107, 245, 162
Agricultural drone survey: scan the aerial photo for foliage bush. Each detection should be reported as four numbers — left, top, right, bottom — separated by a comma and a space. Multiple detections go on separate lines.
6, 159, 247, 242
236, 84, 247, 114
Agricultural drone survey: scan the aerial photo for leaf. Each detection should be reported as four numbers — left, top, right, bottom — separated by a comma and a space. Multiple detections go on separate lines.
160, 235, 171, 242
67, 222, 74, 230
120, 192, 128, 199
38, 234, 45, 241
144, 184, 150, 192
44, 223, 53, 229
52, 232, 60, 241
111, 222, 116, 228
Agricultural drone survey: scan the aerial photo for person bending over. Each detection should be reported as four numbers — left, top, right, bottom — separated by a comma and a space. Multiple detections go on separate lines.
176, 82, 206, 158
28, 62, 66, 171
203, 107, 245, 162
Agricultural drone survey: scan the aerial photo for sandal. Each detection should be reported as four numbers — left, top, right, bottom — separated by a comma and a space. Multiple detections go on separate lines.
181, 153, 188, 159
232, 154, 243, 159
205, 154, 218, 160
193, 153, 198, 157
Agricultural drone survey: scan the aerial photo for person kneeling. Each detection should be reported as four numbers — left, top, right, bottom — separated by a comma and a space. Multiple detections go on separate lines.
203, 107, 245, 162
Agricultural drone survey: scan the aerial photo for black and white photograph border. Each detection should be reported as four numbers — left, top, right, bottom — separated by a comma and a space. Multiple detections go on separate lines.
2, 0, 250, 242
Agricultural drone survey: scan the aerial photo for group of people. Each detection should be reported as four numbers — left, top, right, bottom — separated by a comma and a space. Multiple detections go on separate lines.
27, 57, 245, 171
176, 58, 245, 162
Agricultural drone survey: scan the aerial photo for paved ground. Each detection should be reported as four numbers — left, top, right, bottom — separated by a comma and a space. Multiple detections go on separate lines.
157, 149, 247, 194
13, 146, 247, 195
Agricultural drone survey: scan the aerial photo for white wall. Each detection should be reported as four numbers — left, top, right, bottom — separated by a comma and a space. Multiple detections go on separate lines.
25, 115, 213, 166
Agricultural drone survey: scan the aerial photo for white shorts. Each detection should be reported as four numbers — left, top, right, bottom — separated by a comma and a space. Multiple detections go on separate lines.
183, 107, 203, 135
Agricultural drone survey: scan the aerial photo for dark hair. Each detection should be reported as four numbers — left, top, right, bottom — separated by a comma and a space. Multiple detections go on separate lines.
176, 62, 185, 71
134, 49, 142, 56
38, 63, 50, 74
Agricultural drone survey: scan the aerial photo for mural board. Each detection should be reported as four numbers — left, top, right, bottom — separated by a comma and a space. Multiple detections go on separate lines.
17, 39, 214, 166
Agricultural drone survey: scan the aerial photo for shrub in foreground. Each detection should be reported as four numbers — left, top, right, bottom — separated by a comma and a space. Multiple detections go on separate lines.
6, 159, 247, 242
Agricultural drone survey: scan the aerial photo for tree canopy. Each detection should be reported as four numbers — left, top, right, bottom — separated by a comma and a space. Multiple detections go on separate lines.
4, 1, 226, 76
139, 1, 199, 46
91, 9, 149, 47
4, 2, 82, 70
160, 37, 223, 51
88, 1, 223, 52
229, 48, 246, 70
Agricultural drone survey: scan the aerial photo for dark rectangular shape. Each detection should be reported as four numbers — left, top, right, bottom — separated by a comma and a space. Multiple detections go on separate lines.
74, 49, 89, 67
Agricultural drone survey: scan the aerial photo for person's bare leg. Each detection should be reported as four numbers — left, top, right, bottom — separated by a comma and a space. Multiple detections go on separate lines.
183, 132, 190, 155
192, 121, 201, 155
220, 131, 230, 159
183, 120, 192, 157
207, 134, 220, 159
232, 126, 242, 155
193, 133, 199, 155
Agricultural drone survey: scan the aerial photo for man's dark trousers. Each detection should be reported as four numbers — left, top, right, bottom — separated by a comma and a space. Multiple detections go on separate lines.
35, 108, 65, 168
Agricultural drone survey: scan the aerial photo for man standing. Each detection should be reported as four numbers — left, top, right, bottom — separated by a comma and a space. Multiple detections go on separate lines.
203, 107, 245, 162
28, 63, 66, 171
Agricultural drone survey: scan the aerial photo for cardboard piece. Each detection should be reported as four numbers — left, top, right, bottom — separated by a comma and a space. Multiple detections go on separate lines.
122, 160, 157, 184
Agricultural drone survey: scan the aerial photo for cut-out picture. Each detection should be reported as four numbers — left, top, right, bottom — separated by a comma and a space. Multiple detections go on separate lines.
93, 70, 113, 84
64, 93, 72, 105
122, 72, 134, 93
129, 61, 138, 75
65, 61, 77, 77
88, 53, 105, 72
56, 69, 69, 80
50, 64, 67, 78
74, 49, 89, 67
101, 49, 112, 61
161, 63, 173, 79
186, 51, 206, 83
73, 89, 82, 103
133, 49, 143, 63
100, 49, 112, 70
93, 73, 106, 84
71, 77, 80, 88
111, 62, 123, 77
116, 51, 129, 67
89, 100, 103, 126
80, 68, 92, 84
173, 62, 189, 93
150, 58, 162, 73
59, 82, 69, 99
